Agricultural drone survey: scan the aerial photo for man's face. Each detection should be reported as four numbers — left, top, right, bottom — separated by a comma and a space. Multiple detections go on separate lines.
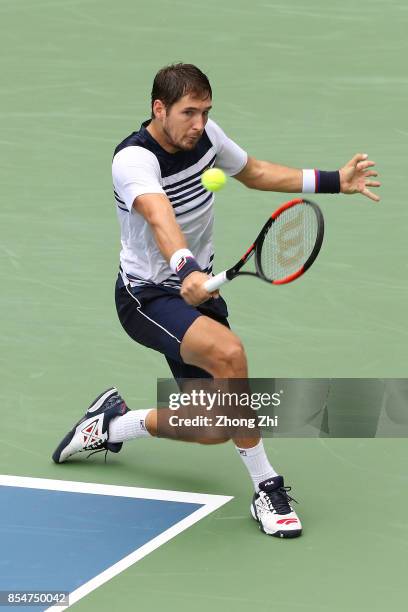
158, 93, 212, 152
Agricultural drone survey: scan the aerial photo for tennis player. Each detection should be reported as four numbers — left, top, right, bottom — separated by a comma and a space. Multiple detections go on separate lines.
52, 63, 380, 538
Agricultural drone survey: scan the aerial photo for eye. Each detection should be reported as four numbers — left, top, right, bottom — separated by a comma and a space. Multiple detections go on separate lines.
184, 110, 194, 116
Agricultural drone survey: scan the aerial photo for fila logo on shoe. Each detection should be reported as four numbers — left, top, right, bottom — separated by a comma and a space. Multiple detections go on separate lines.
263, 480, 275, 487
276, 518, 299, 525
81, 418, 105, 447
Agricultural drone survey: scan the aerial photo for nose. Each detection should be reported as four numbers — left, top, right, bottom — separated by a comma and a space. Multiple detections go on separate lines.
192, 115, 206, 132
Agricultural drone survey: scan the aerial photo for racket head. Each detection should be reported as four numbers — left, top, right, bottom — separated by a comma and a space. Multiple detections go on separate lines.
255, 198, 324, 284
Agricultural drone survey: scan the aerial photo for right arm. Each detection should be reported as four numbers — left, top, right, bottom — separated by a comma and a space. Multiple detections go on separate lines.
112, 147, 214, 305
133, 194, 216, 306
134, 193, 187, 259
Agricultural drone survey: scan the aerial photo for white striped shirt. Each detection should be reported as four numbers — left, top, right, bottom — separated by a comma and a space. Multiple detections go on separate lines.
112, 118, 247, 289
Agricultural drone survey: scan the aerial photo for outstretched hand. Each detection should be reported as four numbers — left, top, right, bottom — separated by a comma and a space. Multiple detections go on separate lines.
339, 153, 381, 202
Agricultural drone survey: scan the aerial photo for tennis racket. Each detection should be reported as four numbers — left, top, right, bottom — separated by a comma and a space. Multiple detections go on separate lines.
204, 198, 324, 292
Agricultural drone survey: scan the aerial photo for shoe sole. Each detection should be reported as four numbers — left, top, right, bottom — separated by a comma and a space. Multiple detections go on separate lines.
52, 388, 118, 464
250, 503, 302, 539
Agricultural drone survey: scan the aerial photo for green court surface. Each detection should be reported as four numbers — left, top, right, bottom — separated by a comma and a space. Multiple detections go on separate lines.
1, 0, 407, 610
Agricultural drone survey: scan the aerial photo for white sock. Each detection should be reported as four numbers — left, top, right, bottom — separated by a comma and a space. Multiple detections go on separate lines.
108, 409, 153, 442
235, 439, 278, 492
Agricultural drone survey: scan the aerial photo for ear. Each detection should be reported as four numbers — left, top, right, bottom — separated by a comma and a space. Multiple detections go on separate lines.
152, 99, 166, 120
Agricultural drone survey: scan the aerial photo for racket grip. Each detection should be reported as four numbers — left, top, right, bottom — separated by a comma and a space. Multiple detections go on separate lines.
204, 271, 229, 292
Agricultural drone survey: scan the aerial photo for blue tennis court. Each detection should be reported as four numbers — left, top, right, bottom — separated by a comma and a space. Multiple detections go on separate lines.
0, 477, 231, 611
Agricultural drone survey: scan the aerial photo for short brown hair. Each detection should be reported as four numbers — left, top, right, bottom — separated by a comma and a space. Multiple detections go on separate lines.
151, 63, 212, 118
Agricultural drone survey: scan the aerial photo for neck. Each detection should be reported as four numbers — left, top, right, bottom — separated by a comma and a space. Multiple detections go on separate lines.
146, 119, 178, 154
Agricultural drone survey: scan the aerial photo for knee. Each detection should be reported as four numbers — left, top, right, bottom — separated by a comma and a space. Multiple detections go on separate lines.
212, 339, 247, 376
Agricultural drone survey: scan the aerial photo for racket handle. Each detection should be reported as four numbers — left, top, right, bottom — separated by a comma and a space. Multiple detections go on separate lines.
204, 271, 230, 292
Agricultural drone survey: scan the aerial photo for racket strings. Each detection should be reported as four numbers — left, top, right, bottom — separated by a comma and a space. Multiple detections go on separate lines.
261, 203, 319, 281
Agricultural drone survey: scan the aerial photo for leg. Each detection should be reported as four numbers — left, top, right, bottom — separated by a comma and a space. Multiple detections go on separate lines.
181, 315, 248, 378
164, 355, 212, 381
180, 316, 261, 448
52, 281, 302, 536
115, 283, 302, 536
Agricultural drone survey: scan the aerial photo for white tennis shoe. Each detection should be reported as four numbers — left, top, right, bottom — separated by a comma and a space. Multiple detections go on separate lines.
52, 387, 129, 463
251, 475, 302, 538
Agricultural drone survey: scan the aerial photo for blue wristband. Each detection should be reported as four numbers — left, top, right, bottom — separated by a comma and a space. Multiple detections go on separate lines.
175, 255, 202, 282
315, 170, 340, 193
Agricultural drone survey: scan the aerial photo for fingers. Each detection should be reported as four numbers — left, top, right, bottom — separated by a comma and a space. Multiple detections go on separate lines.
357, 160, 376, 171
364, 180, 381, 188
344, 153, 381, 201
181, 272, 221, 306
362, 188, 381, 202
350, 152, 368, 166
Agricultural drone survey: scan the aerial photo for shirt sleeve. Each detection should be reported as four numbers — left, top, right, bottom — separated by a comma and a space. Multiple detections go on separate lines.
205, 118, 248, 176
112, 146, 165, 212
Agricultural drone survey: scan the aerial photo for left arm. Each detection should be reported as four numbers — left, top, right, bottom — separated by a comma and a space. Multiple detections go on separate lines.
233, 154, 381, 202
233, 156, 303, 192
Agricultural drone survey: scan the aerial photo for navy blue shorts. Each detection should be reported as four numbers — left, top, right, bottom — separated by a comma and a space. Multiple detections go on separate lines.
115, 277, 230, 379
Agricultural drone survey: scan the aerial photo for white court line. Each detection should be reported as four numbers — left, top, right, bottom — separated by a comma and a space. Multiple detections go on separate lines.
0, 475, 233, 611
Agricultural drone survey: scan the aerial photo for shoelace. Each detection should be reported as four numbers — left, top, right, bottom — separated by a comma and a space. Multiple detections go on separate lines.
83, 440, 108, 462
86, 448, 109, 463
81, 395, 126, 463
262, 485, 298, 515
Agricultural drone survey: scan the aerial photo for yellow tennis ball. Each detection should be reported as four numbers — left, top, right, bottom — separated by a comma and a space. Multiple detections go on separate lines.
201, 168, 227, 192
